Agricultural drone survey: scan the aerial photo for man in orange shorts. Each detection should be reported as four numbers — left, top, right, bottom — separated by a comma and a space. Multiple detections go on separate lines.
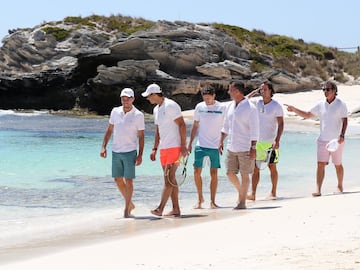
142, 83, 188, 217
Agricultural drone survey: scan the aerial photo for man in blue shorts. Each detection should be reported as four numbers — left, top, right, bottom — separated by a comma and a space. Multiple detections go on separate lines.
100, 88, 145, 218
187, 86, 226, 209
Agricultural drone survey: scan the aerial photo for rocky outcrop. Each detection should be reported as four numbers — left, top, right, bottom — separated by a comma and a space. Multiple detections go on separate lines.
0, 19, 323, 114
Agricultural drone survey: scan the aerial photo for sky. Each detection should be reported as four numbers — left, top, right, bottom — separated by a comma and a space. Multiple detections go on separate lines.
1, 0, 360, 52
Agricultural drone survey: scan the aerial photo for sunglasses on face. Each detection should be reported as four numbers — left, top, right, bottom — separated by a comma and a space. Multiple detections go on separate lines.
322, 88, 332, 92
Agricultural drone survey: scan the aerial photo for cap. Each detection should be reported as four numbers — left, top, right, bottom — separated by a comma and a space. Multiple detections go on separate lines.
141, 83, 162, 97
120, 88, 134, 98
201, 86, 215, 95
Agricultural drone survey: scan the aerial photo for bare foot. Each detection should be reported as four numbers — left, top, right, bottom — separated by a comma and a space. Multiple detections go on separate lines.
164, 210, 181, 217
312, 192, 321, 197
210, 202, 220, 209
124, 212, 135, 218
246, 194, 256, 201
151, 208, 162, 216
233, 203, 246, 210
334, 187, 344, 195
193, 201, 203, 209
266, 194, 277, 200
193, 198, 204, 209
129, 202, 135, 211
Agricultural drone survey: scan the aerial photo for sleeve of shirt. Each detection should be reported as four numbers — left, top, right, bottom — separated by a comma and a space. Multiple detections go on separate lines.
221, 105, 230, 135
340, 101, 348, 118
153, 106, 158, 125
310, 102, 321, 117
137, 113, 145, 130
109, 108, 115, 125
275, 102, 284, 117
249, 106, 259, 141
193, 104, 200, 122
170, 102, 183, 121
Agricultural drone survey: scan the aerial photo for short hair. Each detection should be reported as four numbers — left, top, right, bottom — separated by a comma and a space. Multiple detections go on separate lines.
323, 80, 338, 96
201, 85, 215, 95
230, 81, 245, 94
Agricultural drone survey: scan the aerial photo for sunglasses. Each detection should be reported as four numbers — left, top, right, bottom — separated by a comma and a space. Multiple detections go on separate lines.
322, 88, 332, 92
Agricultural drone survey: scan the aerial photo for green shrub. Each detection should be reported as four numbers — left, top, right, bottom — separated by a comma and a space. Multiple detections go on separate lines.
43, 27, 70, 41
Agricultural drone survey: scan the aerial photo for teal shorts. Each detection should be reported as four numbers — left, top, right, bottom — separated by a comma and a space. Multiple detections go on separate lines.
256, 142, 279, 164
112, 150, 137, 179
193, 146, 221, 168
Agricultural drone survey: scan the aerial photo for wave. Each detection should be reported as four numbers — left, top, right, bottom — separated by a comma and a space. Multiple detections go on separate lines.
0, 109, 49, 117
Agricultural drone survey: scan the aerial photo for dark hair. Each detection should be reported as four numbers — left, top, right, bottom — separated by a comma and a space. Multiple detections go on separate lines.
263, 81, 275, 97
230, 81, 245, 94
201, 85, 215, 95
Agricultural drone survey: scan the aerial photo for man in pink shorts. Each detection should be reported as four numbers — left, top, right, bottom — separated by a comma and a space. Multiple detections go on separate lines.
286, 80, 348, 196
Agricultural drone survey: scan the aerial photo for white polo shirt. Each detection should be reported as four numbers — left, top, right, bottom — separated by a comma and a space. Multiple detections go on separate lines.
310, 98, 348, 141
222, 98, 259, 152
109, 106, 145, 153
154, 98, 183, 149
193, 101, 226, 149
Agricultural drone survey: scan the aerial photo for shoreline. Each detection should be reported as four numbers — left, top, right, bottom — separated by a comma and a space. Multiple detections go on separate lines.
2, 188, 360, 269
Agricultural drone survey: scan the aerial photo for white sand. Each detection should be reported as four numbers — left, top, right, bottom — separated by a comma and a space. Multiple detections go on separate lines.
2, 85, 360, 269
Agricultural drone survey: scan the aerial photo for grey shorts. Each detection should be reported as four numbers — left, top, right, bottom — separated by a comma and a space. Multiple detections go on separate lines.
225, 150, 255, 174
112, 150, 137, 179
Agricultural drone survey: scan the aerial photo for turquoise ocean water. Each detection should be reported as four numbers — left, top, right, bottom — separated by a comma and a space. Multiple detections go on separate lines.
1, 110, 359, 250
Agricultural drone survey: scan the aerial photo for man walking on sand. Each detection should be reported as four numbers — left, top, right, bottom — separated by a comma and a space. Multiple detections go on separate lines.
142, 83, 187, 217
219, 81, 259, 209
285, 80, 348, 196
100, 88, 145, 218
187, 85, 226, 209
246, 81, 284, 200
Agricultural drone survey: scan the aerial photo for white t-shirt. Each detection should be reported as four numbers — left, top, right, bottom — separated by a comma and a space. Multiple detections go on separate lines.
222, 98, 259, 152
310, 98, 348, 141
193, 101, 226, 149
254, 99, 284, 142
109, 106, 145, 153
154, 98, 183, 149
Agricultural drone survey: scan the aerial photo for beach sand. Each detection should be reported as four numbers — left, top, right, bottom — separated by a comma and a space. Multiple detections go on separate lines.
2, 85, 360, 269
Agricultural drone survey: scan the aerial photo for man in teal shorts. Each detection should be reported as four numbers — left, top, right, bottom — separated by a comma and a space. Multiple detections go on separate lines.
100, 88, 145, 218
188, 86, 226, 209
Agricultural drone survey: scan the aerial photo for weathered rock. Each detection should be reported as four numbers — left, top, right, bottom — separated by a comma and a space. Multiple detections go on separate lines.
0, 18, 329, 114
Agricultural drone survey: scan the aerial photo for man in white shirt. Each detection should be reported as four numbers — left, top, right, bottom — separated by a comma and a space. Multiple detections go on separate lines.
219, 81, 259, 209
142, 83, 187, 217
100, 88, 145, 218
247, 81, 284, 200
286, 80, 348, 196
187, 86, 226, 209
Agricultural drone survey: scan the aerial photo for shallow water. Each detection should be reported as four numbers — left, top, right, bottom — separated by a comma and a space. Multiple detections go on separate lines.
1, 110, 359, 249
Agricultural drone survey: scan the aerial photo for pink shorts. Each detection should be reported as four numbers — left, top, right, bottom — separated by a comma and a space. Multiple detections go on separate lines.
317, 140, 344, 165
160, 147, 181, 166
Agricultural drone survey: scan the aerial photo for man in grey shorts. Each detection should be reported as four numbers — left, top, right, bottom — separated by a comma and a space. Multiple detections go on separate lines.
100, 88, 145, 218
219, 81, 259, 209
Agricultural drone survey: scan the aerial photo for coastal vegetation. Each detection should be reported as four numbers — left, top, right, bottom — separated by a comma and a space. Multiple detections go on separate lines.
213, 23, 360, 81
39, 15, 360, 82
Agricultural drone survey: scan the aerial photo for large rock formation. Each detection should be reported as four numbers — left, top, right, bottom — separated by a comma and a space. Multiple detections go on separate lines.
0, 19, 324, 114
